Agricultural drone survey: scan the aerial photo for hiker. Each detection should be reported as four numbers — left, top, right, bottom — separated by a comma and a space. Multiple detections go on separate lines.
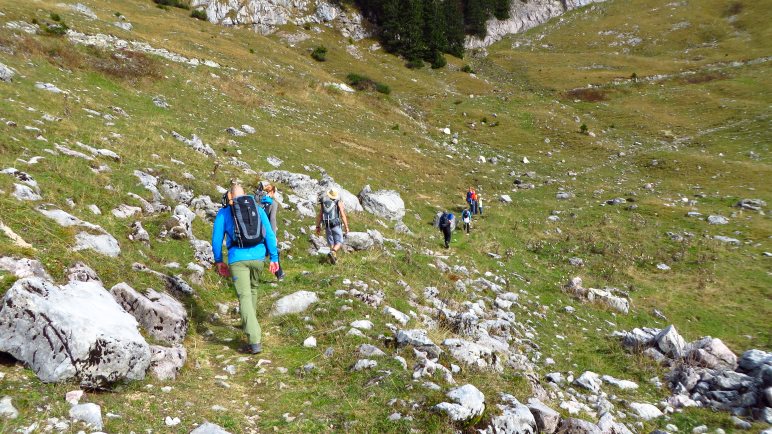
439, 211, 454, 248
466, 187, 476, 215
477, 194, 483, 215
259, 183, 285, 280
471, 188, 479, 215
315, 188, 350, 264
212, 183, 279, 355
461, 208, 472, 234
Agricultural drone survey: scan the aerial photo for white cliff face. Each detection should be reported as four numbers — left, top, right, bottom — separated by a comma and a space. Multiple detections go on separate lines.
465, 0, 606, 49
190, 0, 370, 39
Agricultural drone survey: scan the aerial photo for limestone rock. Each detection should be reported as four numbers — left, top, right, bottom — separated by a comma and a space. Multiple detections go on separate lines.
527, 398, 560, 434
434, 384, 485, 422
628, 402, 663, 420
486, 394, 536, 433
66, 262, 100, 283
0, 257, 51, 280
358, 185, 405, 221
0, 62, 15, 82
148, 345, 187, 381
656, 325, 687, 358
110, 283, 188, 345
0, 277, 151, 387
558, 418, 602, 434
271, 291, 318, 316
69, 403, 102, 430
0, 396, 18, 419
190, 422, 232, 434
73, 232, 121, 257
574, 371, 602, 393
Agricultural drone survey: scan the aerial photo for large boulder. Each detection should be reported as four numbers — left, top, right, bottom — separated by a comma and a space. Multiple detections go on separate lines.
559, 418, 602, 434
0, 62, 15, 82
358, 185, 405, 221
656, 325, 687, 358
110, 283, 188, 345
0, 257, 52, 280
0, 278, 151, 387
434, 384, 485, 422
688, 337, 738, 370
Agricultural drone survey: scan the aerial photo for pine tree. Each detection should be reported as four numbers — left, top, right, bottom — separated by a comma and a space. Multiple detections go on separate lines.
378, 0, 402, 54
443, 0, 465, 58
423, 0, 446, 56
493, 0, 511, 20
464, 0, 489, 38
398, 0, 425, 61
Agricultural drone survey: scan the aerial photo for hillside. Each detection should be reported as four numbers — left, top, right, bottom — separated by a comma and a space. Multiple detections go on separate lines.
0, 0, 770, 433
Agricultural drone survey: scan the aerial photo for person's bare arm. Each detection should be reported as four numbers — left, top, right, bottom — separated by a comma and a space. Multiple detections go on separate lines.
339, 201, 349, 234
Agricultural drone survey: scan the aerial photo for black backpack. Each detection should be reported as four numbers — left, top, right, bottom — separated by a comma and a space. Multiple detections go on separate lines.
222, 193, 265, 248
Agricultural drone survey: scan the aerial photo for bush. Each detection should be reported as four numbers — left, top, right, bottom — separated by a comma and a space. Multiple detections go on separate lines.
375, 83, 391, 95
580, 124, 588, 134
311, 46, 327, 62
50, 13, 61, 22
461, 64, 473, 73
346, 73, 390, 95
191, 9, 207, 20
39, 18, 69, 37
405, 58, 424, 69
153, 0, 189, 10
430, 51, 447, 69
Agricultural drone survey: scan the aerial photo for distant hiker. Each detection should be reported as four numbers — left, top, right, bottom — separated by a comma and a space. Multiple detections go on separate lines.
439, 211, 454, 248
259, 183, 284, 280
466, 187, 476, 215
471, 189, 479, 215
477, 195, 483, 215
461, 208, 472, 234
212, 183, 279, 354
316, 188, 350, 264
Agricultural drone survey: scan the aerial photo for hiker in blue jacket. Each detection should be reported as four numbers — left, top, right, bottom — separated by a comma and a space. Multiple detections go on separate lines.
212, 183, 279, 355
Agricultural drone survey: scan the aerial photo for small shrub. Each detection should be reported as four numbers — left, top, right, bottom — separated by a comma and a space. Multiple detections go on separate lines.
453, 100, 462, 105
40, 20, 69, 37
723, 1, 743, 16
50, 13, 61, 22
375, 83, 391, 95
114, 12, 122, 17
429, 51, 447, 69
191, 9, 207, 20
461, 64, 473, 73
391, 124, 399, 130
406, 58, 424, 69
580, 124, 588, 134
303, 22, 312, 30
249, 48, 255, 54
630, 72, 638, 81
311, 46, 327, 62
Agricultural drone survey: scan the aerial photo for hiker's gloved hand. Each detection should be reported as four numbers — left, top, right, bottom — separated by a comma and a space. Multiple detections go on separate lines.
268, 262, 280, 274
215, 262, 230, 277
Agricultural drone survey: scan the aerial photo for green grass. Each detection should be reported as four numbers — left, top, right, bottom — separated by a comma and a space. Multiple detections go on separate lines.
0, 0, 769, 431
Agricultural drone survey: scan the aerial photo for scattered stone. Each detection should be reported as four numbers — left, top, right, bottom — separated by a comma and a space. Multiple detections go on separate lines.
0, 221, 34, 249
486, 394, 536, 434
574, 371, 602, 393
527, 398, 560, 434
736, 199, 766, 211
190, 422, 232, 434
73, 232, 121, 257
500, 194, 513, 204
352, 359, 377, 371
271, 291, 319, 316
713, 235, 740, 245
0, 396, 18, 419
601, 375, 639, 390
303, 336, 317, 348
656, 325, 687, 358
357, 344, 386, 357
129, 221, 150, 242
71, 3, 97, 19
558, 418, 601, 434
35, 82, 65, 93
434, 384, 485, 422
707, 215, 729, 225
69, 403, 103, 430
383, 306, 410, 325
171, 131, 216, 158
148, 345, 186, 380
12, 183, 41, 201
267, 156, 283, 168
0, 257, 51, 279
0, 62, 14, 82
629, 402, 663, 420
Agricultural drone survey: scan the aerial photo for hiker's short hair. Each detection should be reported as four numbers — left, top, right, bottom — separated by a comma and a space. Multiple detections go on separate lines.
230, 183, 245, 196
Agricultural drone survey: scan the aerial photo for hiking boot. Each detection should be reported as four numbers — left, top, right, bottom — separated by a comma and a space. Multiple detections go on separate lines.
239, 343, 262, 354
328, 250, 337, 265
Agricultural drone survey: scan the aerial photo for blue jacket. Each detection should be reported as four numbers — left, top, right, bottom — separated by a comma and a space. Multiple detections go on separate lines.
211, 196, 279, 264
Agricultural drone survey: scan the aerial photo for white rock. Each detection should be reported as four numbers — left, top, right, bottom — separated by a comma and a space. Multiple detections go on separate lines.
73, 232, 121, 257
383, 306, 409, 325
148, 345, 187, 381
69, 403, 103, 430
111, 204, 142, 219
434, 384, 485, 422
0, 277, 151, 387
164, 416, 181, 426
350, 320, 374, 330
500, 194, 513, 203
71, 3, 97, 19
0, 396, 18, 419
12, 183, 41, 201
629, 402, 663, 421
707, 215, 729, 225
574, 371, 602, 393
656, 325, 686, 358
487, 394, 536, 434
35, 82, 65, 93
190, 422, 232, 434
357, 344, 386, 357
601, 375, 639, 390
110, 283, 188, 345
358, 185, 405, 221
0, 62, 14, 82
303, 336, 317, 348
0, 257, 51, 280
271, 291, 319, 316
352, 359, 377, 371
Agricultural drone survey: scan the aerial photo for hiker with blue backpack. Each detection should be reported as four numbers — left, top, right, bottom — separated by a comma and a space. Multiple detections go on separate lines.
212, 183, 279, 355
316, 188, 350, 264
461, 208, 472, 234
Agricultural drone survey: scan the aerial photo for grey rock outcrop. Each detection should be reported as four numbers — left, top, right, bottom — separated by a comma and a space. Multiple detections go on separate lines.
0, 257, 52, 280
69, 403, 102, 430
558, 417, 602, 434
526, 398, 560, 434
73, 232, 121, 257
485, 394, 536, 433
190, 422, 232, 434
0, 62, 15, 82
0, 277, 151, 387
465, 0, 606, 49
0, 396, 18, 419
110, 283, 188, 345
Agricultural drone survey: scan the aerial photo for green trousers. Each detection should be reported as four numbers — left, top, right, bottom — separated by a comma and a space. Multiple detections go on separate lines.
230, 260, 264, 345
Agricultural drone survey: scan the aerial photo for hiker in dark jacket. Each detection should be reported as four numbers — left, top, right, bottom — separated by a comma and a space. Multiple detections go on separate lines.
212, 183, 279, 354
461, 209, 472, 234
259, 183, 284, 280
439, 212, 454, 248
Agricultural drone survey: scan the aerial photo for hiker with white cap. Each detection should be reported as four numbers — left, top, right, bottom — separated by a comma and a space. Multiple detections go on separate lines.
316, 188, 350, 264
